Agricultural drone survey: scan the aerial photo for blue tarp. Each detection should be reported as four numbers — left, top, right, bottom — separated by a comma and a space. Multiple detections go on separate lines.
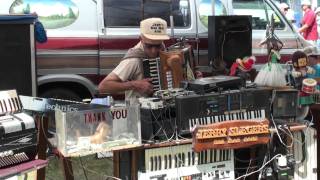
0, 15, 37, 24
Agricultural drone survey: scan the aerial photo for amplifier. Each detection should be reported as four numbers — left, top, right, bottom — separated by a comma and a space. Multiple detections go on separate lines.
140, 105, 176, 142
182, 75, 243, 94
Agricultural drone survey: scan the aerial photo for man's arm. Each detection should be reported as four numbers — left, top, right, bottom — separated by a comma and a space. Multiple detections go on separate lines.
299, 24, 309, 33
98, 72, 153, 95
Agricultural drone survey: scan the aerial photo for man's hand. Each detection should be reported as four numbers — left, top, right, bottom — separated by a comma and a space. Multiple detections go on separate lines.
131, 78, 154, 95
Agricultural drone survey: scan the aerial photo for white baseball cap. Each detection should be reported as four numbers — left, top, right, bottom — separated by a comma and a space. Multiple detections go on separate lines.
140, 18, 170, 40
279, 3, 289, 9
301, 0, 311, 6
316, 7, 320, 14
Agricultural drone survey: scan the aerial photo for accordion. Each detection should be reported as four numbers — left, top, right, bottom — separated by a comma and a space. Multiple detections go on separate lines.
142, 45, 195, 91
0, 90, 37, 168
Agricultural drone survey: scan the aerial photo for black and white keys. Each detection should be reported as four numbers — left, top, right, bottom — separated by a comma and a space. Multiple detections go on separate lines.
189, 109, 266, 130
140, 144, 235, 180
0, 90, 22, 114
143, 58, 162, 91
145, 144, 233, 171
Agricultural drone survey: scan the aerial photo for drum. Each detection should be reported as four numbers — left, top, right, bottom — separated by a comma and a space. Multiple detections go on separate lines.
302, 78, 317, 94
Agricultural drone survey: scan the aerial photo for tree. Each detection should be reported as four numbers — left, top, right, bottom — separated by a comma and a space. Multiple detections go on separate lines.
24, 4, 30, 14
68, 7, 76, 18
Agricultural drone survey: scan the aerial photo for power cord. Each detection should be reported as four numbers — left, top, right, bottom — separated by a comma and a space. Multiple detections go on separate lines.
79, 156, 89, 180
235, 154, 282, 180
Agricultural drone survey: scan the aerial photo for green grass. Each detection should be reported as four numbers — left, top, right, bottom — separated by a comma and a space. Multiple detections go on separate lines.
17, 155, 114, 180
45, 155, 114, 180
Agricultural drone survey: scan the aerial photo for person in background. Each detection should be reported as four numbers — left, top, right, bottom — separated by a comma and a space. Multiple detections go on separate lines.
315, 7, 320, 49
279, 2, 295, 24
98, 18, 170, 103
298, 0, 318, 45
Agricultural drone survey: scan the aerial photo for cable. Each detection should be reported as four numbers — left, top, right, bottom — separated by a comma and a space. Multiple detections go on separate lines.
258, 147, 270, 179
235, 166, 259, 170
270, 115, 293, 148
269, 90, 293, 149
234, 145, 267, 163
294, 130, 306, 164
244, 159, 252, 180
79, 156, 89, 180
84, 165, 122, 180
151, 108, 169, 140
235, 154, 282, 180
64, 155, 120, 180
40, 113, 54, 147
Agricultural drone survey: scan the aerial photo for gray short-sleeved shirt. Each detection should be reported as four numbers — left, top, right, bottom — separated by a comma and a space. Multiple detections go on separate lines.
112, 42, 146, 101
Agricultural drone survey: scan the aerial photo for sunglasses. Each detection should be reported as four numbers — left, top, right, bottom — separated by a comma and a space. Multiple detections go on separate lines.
144, 43, 162, 49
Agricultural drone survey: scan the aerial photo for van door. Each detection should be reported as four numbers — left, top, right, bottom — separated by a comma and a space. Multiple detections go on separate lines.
98, 0, 196, 76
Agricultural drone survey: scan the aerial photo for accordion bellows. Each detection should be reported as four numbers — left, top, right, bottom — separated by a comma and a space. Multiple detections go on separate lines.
159, 50, 184, 89
143, 47, 195, 91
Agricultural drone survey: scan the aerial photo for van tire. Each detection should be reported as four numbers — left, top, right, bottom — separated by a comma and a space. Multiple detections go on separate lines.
39, 88, 82, 101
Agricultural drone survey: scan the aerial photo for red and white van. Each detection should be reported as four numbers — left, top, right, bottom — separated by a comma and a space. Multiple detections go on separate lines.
0, 0, 314, 100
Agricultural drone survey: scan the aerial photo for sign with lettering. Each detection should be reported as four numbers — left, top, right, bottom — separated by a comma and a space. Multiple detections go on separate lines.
192, 119, 270, 152
111, 106, 128, 121
111, 105, 128, 134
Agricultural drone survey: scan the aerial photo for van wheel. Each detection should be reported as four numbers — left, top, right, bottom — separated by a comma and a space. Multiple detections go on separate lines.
39, 88, 82, 101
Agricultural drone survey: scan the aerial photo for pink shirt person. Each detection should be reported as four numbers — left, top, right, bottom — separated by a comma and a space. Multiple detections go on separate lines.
302, 9, 318, 40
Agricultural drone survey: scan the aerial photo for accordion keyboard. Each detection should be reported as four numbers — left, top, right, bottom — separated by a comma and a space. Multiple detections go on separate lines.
143, 58, 162, 91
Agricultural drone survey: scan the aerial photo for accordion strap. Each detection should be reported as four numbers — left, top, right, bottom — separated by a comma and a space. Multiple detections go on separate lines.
122, 48, 147, 61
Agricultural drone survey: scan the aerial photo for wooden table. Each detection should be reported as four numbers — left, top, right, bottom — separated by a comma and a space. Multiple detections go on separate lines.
36, 114, 75, 180
0, 160, 48, 179
112, 123, 308, 180
113, 139, 192, 180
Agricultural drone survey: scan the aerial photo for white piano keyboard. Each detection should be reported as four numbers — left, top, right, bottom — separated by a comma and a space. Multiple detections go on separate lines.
139, 144, 235, 180
294, 127, 317, 180
189, 109, 266, 130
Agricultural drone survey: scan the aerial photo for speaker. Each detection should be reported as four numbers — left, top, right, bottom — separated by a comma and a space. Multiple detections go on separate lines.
0, 15, 37, 96
208, 15, 252, 69
140, 107, 176, 142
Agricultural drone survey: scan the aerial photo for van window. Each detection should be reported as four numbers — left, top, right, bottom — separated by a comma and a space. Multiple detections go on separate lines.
233, 0, 285, 30
104, 0, 142, 27
104, 0, 191, 28
144, 0, 190, 28
198, 0, 227, 28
